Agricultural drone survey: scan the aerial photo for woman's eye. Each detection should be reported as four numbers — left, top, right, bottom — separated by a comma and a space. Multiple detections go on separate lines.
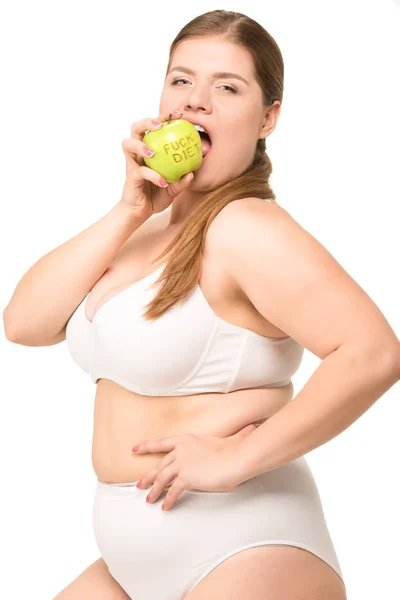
171, 78, 237, 94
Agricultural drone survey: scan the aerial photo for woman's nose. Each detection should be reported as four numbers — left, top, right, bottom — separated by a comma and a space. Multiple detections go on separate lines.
183, 87, 212, 113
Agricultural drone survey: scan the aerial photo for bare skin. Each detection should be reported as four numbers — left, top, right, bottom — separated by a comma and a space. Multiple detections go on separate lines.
53, 206, 346, 600
53, 558, 130, 600
88, 206, 295, 485
53, 205, 294, 600
53, 549, 346, 600
53, 34, 346, 600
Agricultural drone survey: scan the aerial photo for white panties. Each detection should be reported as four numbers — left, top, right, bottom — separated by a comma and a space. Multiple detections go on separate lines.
93, 456, 344, 599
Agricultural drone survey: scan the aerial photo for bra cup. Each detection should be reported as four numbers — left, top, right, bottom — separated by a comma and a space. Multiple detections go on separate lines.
66, 267, 303, 395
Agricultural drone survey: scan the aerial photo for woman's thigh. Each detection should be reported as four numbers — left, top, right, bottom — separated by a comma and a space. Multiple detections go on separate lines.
53, 557, 131, 600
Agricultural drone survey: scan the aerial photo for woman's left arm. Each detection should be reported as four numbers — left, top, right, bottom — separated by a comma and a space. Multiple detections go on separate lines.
234, 342, 399, 483
208, 198, 400, 484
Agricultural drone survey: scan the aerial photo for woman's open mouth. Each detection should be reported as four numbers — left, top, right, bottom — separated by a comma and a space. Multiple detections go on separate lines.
193, 124, 212, 158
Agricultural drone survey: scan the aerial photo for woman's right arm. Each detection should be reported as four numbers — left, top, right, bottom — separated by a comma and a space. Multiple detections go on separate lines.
3, 111, 194, 346
3, 201, 149, 345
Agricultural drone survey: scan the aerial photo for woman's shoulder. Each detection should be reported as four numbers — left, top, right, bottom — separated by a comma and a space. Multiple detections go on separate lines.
218, 196, 287, 220
207, 196, 289, 243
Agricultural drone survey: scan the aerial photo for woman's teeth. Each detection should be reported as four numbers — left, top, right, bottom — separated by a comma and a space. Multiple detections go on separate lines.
194, 124, 208, 134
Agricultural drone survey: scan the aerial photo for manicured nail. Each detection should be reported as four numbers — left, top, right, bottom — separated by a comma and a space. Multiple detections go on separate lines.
143, 147, 154, 157
159, 177, 168, 187
173, 110, 183, 115
136, 480, 142, 488
132, 445, 140, 452
152, 120, 163, 128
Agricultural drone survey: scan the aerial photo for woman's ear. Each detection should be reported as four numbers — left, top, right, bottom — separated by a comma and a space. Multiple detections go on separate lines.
259, 101, 281, 140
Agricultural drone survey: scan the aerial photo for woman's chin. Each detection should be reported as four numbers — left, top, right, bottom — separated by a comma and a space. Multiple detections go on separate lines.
193, 150, 211, 175
202, 148, 212, 163
188, 149, 216, 189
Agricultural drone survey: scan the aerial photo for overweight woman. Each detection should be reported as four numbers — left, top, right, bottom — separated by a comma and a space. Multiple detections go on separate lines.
5, 9, 400, 600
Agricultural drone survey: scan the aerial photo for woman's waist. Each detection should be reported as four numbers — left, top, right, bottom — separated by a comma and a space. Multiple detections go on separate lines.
93, 379, 294, 441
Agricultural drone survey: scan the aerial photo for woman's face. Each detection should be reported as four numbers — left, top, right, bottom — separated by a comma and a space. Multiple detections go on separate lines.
159, 36, 279, 191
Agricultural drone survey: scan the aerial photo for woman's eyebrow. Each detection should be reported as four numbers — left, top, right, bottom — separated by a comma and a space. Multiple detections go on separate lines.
167, 66, 249, 86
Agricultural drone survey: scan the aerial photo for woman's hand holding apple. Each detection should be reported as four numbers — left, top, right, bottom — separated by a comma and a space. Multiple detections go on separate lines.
120, 111, 194, 219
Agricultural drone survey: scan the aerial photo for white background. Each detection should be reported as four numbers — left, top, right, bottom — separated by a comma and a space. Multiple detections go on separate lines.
1, 1, 399, 598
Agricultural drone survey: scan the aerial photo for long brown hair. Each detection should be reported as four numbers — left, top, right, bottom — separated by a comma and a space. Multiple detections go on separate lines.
143, 9, 284, 320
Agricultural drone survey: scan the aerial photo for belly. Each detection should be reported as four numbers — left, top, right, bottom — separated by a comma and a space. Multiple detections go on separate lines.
91, 378, 294, 483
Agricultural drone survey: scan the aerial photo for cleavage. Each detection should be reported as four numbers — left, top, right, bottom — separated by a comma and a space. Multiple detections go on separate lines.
85, 266, 163, 324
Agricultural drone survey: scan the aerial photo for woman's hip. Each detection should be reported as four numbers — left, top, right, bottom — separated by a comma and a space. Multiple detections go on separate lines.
92, 455, 341, 575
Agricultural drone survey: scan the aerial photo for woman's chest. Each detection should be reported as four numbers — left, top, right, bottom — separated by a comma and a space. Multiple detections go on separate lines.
66, 215, 303, 396
84, 239, 288, 341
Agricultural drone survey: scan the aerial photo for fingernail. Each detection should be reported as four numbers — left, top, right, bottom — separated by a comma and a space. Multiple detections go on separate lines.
152, 120, 163, 128
132, 445, 140, 452
173, 110, 183, 115
143, 147, 154, 157
136, 480, 142, 488
159, 177, 168, 187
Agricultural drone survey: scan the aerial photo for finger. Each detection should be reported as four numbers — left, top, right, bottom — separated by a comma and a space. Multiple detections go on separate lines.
132, 436, 181, 454
130, 117, 164, 141
134, 111, 183, 160
155, 109, 183, 123
139, 453, 175, 490
146, 465, 177, 503
130, 164, 171, 189
122, 137, 158, 162
130, 110, 183, 141
162, 479, 186, 511
121, 138, 161, 173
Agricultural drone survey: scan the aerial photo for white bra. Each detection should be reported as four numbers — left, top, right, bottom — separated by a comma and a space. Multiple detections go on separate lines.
65, 264, 304, 396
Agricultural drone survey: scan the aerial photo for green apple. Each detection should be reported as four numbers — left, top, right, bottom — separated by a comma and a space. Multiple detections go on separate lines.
142, 118, 203, 183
